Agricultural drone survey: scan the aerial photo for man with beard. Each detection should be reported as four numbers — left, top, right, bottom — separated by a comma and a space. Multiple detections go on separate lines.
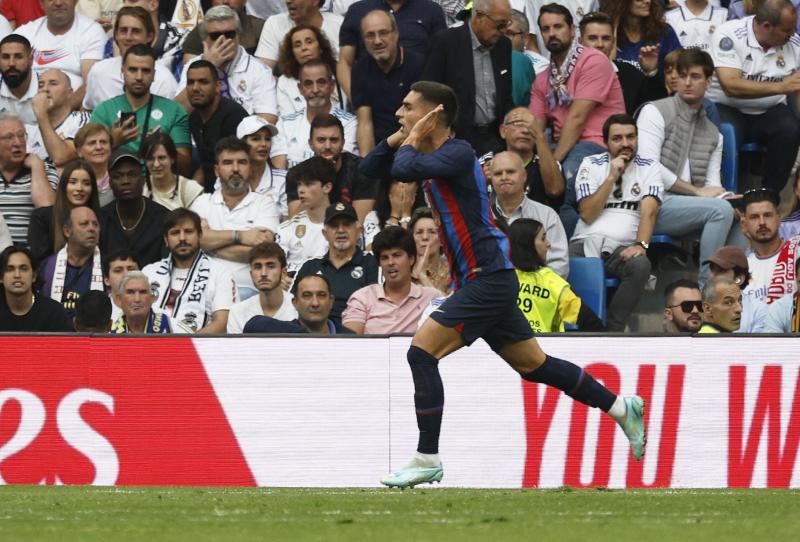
531, 3, 624, 237
99, 150, 169, 267
120, 0, 184, 71
285, 114, 376, 222
741, 188, 800, 305
662, 279, 703, 333
698, 276, 742, 333
39, 206, 104, 319
420, 0, 513, 155
272, 60, 357, 169
0, 34, 37, 124
569, 114, 662, 332
185, 60, 248, 191
190, 136, 280, 300
91, 44, 191, 175
83, 6, 178, 111
142, 208, 236, 333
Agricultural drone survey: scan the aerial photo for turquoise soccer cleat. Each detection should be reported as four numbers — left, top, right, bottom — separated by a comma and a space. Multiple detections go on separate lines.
619, 395, 647, 461
380, 464, 444, 489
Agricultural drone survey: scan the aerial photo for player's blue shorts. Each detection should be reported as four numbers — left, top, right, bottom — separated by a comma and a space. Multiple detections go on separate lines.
429, 268, 534, 352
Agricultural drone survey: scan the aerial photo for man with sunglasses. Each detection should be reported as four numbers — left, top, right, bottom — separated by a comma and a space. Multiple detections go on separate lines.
663, 279, 703, 332
420, 0, 513, 155
569, 113, 662, 331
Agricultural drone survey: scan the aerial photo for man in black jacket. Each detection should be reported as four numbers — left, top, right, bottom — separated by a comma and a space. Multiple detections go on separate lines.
421, 0, 513, 155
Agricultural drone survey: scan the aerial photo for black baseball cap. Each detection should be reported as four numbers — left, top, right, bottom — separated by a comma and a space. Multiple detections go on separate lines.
108, 149, 143, 170
324, 202, 358, 225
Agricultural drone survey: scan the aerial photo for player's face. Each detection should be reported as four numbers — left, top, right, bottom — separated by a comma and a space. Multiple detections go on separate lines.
250, 256, 285, 292
491, 155, 526, 198
122, 54, 155, 99
362, 12, 399, 63
38, 69, 72, 109
665, 287, 703, 332
579, 22, 614, 58
291, 28, 321, 64
412, 217, 440, 259
244, 129, 273, 164
145, 144, 175, 182
120, 278, 155, 319
65, 207, 100, 251
215, 150, 251, 194
704, 283, 742, 332
293, 276, 334, 326
534, 227, 550, 263
65, 168, 94, 206
297, 180, 331, 210
165, 218, 201, 262
379, 247, 414, 287
606, 123, 637, 160
2, 252, 35, 296
396, 91, 431, 137
677, 66, 710, 105
0, 43, 32, 88
109, 160, 145, 201
539, 13, 574, 56
0, 119, 27, 167
78, 131, 112, 169
309, 126, 344, 163
298, 64, 333, 108
187, 67, 220, 109
323, 217, 361, 252
104, 258, 139, 292
115, 14, 153, 55
743, 201, 781, 244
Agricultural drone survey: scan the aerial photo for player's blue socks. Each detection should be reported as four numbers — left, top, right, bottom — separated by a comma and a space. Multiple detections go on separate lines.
407, 346, 444, 454
522, 355, 616, 411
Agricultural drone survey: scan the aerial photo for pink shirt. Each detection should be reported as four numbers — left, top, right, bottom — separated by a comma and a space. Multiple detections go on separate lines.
342, 283, 441, 335
531, 46, 624, 147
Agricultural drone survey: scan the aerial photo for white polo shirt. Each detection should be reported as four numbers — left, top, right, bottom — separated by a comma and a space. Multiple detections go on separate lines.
15, 13, 107, 89
272, 107, 358, 168
226, 291, 298, 333
275, 210, 328, 275
82, 57, 179, 110
255, 12, 343, 62
708, 16, 800, 115
666, 3, 728, 51
572, 153, 664, 247
26, 110, 91, 161
190, 189, 281, 293
0, 71, 38, 125
179, 46, 277, 117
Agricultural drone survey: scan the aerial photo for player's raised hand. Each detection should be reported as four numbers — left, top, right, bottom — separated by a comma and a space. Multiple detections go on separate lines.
405, 104, 443, 144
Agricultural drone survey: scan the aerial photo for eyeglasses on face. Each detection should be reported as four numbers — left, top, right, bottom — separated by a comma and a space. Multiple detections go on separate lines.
208, 30, 237, 41
668, 300, 703, 313
476, 10, 511, 30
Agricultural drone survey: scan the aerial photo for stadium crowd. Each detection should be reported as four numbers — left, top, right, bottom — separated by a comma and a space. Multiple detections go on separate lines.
0, 0, 799, 335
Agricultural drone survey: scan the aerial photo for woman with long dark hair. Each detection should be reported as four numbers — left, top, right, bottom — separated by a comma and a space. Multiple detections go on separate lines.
604, 0, 682, 75
141, 132, 204, 210
508, 218, 604, 331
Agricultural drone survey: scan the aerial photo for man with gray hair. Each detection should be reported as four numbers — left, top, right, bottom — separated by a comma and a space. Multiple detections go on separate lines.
506, 9, 548, 75
110, 270, 174, 333
708, 0, 800, 194
698, 275, 742, 333
352, 9, 425, 153
181, 0, 265, 62
177, 5, 278, 124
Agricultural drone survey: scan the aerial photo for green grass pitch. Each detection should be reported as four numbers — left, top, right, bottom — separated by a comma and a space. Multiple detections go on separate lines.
0, 486, 798, 541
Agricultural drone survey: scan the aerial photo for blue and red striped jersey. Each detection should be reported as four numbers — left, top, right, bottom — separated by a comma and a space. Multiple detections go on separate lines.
361, 138, 512, 289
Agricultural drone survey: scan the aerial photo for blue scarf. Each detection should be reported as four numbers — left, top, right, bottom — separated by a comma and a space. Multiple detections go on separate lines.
110, 310, 173, 334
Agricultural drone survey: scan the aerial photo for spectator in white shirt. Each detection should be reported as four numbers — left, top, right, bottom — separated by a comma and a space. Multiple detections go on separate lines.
0, 34, 38, 125
666, 0, 728, 51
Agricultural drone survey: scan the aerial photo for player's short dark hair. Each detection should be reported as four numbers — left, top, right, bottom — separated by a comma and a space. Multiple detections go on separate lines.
163, 208, 202, 237
663, 278, 701, 307
310, 113, 344, 139
507, 218, 545, 272
409, 81, 459, 129
215, 136, 251, 162
742, 187, 780, 211
249, 242, 287, 267
602, 113, 637, 143
372, 226, 417, 260
114, 6, 154, 38
538, 3, 573, 28
123, 43, 156, 65
186, 59, 219, 81
290, 156, 336, 188
295, 273, 332, 294
74, 290, 113, 332
103, 250, 139, 277
579, 11, 613, 34
299, 58, 333, 79
0, 33, 31, 50
677, 48, 715, 79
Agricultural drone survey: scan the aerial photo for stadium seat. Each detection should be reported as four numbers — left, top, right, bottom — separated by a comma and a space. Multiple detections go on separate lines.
720, 122, 763, 192
567, 257, 608, 325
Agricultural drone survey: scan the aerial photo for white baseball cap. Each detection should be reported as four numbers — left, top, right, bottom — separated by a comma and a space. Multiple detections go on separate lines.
237, 115, 278, 139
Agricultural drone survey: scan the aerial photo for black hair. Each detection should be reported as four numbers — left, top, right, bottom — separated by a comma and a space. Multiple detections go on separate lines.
74, 290, 112, 331
295, 273, 332, 294
249, 242, 287, 268
163, 208, 202, 237
122, 43, 156, 65
538, 3, 573, 27
663, 278, 701, 306
0, 246, 41, 293
602, 113, 637, 143
676, 48, 715, 79
102, 250, 139, 278
372, 226, 417, 260
579, 11, 613, 34
409, 81, 459, 130
186, 59, 219, 81
507, 218, 545, 272
310, 113, 345, 140
742, 187, 780, 211
289, 155, 336, 188
214, 135, 251, 162
0, 34, 31, 50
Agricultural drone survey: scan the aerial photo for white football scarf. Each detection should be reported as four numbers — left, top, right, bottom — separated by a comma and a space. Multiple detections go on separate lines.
148, 251, 212, 332
50, 246, 104, 302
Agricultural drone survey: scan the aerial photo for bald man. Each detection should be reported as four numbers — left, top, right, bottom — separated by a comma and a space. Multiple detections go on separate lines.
29, 68, 90, 166
490, 151, 569, 277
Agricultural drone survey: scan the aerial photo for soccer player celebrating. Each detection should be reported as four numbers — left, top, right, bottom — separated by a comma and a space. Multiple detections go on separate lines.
361, 81, 647, 489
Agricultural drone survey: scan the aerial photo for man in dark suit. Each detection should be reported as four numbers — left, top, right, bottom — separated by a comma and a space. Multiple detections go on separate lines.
421, 0, 513, 156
